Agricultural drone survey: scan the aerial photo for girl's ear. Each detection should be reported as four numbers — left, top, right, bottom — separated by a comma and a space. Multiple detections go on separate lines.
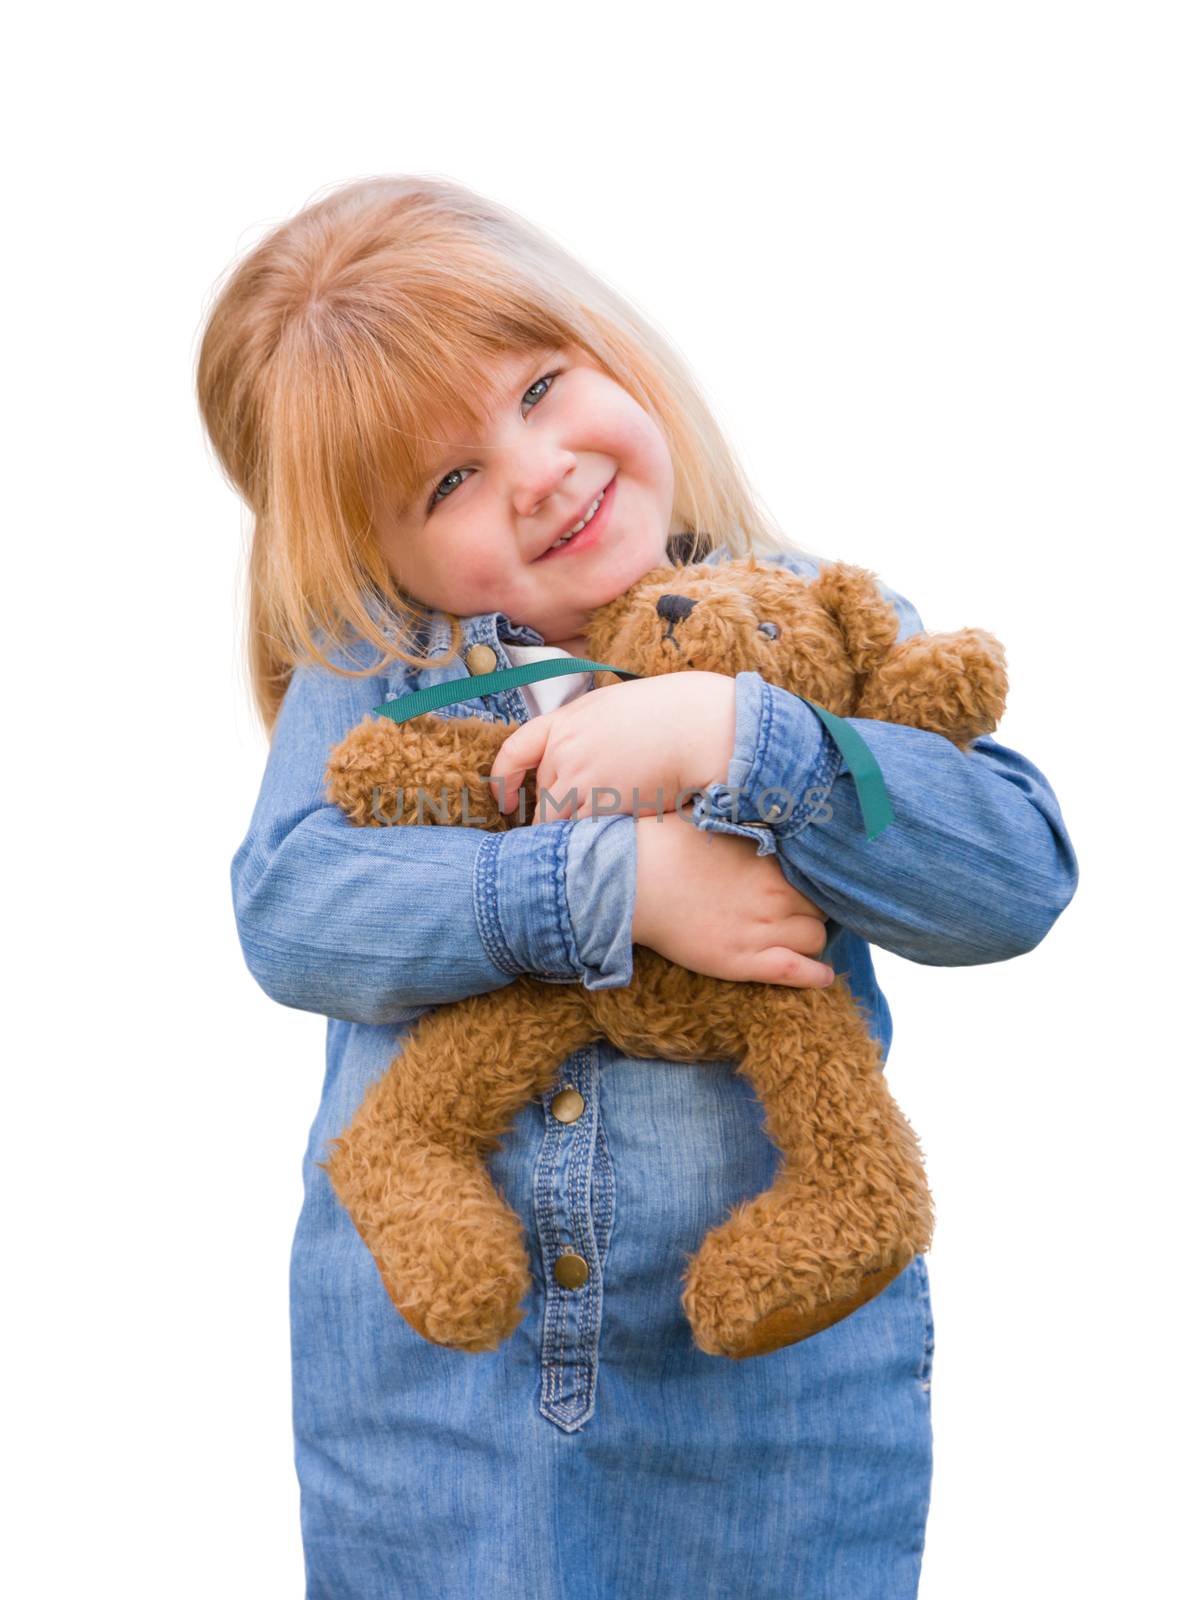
808, 562, 901, 678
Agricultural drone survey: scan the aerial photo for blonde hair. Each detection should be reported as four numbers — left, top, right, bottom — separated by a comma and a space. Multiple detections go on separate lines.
196, 174, 809, 736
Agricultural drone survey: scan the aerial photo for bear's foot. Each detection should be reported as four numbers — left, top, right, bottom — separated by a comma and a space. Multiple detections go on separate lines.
347, 1143, 532, 1353
680, 1181, 916, 1359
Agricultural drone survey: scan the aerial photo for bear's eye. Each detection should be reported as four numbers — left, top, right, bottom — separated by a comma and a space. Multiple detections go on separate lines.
757, 621, 779, 640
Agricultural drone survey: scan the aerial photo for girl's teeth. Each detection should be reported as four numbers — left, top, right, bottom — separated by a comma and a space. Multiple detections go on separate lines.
549, 491, 605, 551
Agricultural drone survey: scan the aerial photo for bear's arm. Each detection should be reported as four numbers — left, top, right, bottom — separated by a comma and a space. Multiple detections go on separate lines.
689, 561, 1078, 965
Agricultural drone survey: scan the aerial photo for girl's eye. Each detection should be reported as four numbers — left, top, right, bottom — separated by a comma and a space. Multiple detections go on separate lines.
428, 467, 471, 510
426, 369, 562, 513
521, 371, 558, 410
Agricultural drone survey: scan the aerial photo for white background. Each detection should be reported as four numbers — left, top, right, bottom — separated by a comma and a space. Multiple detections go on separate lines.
7, 3, 1194, 1595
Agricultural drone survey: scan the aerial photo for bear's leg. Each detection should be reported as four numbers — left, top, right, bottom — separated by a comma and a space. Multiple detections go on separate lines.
321, 978, 598, 1352
681, 981, 933, 1359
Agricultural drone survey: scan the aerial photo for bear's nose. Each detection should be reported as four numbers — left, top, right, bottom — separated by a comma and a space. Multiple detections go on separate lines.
656, 593, 696, 626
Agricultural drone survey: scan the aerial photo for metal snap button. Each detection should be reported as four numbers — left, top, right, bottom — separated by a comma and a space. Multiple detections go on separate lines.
553, 1253, 589, 1289
550, 1088, 585, 1124
464, 643, 498, 675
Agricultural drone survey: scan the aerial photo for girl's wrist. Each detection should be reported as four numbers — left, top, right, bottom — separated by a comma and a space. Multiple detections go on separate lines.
677, 673, 737, 794
631, 812, 673, 948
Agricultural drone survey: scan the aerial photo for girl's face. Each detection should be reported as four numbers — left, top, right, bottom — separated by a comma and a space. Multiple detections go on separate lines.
374, 345, 677, 648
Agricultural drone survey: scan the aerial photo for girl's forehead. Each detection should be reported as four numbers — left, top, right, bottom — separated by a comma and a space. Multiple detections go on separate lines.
425, 343, 570, 443
473, 340, 567, 395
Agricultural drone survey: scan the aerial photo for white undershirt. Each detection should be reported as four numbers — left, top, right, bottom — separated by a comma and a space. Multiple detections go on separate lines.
504, 642, 594, 719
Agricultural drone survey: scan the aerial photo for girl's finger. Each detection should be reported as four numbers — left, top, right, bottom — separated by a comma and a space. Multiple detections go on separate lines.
777, 914, 830, 957
528, 763, 561, 826
488, 716, 551, 812
753, 948, 837, 989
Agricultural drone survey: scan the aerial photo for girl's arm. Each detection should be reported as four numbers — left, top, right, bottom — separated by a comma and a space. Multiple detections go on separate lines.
231, 638, 637, 1025
687, 560, 1079, 965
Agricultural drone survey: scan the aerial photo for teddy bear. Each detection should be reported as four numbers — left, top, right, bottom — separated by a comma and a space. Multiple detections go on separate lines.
319, 557, 1007, 1360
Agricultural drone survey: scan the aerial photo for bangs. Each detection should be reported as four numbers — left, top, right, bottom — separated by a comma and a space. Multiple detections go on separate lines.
298, 276, 584, 522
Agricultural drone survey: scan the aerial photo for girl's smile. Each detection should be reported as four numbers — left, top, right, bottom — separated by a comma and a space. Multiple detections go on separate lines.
374, 346, 677, 648
531, 473, 617, 561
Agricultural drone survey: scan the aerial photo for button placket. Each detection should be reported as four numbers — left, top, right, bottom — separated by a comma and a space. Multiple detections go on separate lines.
472, 626, 534, 726
443, 613, 613, 1427
534, 1043, 609, 1433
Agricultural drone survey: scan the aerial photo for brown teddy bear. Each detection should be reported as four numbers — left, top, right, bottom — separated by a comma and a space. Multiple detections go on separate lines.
320, 558, 1007, 1359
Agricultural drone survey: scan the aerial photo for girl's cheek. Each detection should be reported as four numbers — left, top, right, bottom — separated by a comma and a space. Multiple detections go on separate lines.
627, 410, 675, 503
460, 547, 510, 603
604, 404, 669, 479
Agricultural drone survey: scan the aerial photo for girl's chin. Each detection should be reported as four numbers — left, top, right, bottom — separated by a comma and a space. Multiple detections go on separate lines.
591, 533, 669, 585
525, 533, 671, 634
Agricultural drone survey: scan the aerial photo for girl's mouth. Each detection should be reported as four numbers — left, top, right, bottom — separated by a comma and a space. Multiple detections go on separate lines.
534, 475, 617, 561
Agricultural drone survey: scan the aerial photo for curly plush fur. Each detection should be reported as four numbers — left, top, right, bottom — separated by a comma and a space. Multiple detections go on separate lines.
319, 559, 1008, 1359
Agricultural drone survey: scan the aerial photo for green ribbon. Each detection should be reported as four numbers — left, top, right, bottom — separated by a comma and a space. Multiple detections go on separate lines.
373, 658, 638, 724
801, 702, 895, 840
373, 658, 893, 839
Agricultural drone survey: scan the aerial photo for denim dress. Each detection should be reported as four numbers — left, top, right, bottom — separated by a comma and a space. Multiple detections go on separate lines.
230, 546, 1078, 1599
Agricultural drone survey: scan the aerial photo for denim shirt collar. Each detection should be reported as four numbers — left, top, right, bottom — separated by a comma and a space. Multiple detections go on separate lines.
420, 608, 548, 654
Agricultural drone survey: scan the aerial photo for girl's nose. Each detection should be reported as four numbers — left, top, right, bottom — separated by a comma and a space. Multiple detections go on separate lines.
511, 444, 577, 520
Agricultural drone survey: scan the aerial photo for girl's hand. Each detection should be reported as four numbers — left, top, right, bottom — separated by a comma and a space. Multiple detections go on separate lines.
632, 812, 835, 988
487, 673, 736, 825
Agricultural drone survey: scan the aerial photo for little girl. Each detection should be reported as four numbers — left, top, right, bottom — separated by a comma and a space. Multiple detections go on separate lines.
199, 176, 1077, 1599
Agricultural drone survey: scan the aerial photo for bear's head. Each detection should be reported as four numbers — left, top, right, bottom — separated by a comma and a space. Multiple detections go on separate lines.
583, 556, 1007, 749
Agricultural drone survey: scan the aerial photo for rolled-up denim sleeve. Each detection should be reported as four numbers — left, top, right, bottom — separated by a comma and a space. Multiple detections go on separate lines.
475, 813, 636, 992
231, 649, 637, 1024
565, 816, 637, 989
689, 562, 919, 853
685, 565, 1079, 966
688, 669, 841, 853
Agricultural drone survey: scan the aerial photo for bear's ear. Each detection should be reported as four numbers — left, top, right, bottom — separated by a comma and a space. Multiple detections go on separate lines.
856, 629, 1008, 747
808, 562, 900, 678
